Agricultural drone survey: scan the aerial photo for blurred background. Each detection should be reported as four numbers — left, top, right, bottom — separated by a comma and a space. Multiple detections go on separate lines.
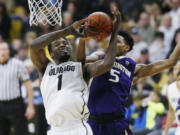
0, 0, 180, 135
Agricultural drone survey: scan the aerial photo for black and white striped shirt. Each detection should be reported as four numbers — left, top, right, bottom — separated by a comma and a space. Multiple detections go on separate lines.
0, 58, 30, 101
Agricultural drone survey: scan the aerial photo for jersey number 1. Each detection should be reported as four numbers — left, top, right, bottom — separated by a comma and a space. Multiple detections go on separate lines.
58, 74, 62, 91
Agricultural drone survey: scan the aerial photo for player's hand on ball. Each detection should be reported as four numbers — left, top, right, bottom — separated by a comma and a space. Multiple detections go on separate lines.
71, 18, 99, 38
25, 104, 35, 120
84, 24, 100, 38
72, 18, 88, 30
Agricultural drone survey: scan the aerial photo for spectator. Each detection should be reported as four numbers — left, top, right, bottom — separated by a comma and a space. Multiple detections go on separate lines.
67, 1, 81, 20
159, 14, 175, 53
11, 39, 23, 56
149, 32, 167, 62
18, 46, 28, 61
137, 49, 150, 64
0, 42, 35, 135
126, 92, 147, 132
62, 11, 73, 27
150, 3, 162, 27
139, 12, 156, 44
168, 28, 180, 57
25, 31, 37, 47
144, 3, 162, 28
127, 27, 148, 61
134, 90, 165, 135
1, 0, 14, 13
10, 6, 25, 41
0, 2, 11, 41
168, 0, 180, 29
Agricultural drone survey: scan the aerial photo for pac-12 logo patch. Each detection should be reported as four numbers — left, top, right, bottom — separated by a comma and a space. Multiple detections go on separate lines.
125, 61, 129, 66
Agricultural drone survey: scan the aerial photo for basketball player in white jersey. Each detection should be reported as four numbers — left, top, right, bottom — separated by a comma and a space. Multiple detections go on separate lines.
164, 62, 180, 135
29, 8, 121, 135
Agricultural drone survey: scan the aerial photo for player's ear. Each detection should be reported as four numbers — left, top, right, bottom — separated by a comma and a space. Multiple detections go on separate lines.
124, 45, 130, 52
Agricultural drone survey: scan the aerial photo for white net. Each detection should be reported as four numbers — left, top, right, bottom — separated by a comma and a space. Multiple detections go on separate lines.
28, 0, 63, 26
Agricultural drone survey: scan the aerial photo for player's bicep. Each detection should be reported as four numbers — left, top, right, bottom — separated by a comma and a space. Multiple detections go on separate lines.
30, 48, 49, 75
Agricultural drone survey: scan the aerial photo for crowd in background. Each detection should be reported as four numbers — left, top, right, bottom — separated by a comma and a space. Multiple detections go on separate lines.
1, 0, 180, 135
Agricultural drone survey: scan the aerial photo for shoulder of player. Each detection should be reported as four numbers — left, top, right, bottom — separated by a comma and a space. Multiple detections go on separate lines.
116, 56, 135, 61
116, 56, 136, 65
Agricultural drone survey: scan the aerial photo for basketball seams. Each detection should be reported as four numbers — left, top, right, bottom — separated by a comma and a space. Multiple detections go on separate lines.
88, 12, 112, 40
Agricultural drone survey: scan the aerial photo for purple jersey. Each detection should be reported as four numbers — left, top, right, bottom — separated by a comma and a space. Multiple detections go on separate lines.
88, 56, 136, 116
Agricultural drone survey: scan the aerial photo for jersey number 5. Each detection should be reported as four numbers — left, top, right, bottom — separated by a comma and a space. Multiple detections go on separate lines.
109, 69, 120, 83
57, 74, 62, 91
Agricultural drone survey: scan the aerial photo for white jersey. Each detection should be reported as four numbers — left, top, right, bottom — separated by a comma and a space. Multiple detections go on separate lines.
167, 82, 180, 135
40, 61, 90, 129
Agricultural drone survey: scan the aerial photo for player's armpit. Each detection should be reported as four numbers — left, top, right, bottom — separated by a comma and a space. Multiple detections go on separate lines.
30, 48, 49, 76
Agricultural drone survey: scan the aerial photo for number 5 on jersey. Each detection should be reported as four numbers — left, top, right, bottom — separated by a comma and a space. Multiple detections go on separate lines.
109, 69, 120, 83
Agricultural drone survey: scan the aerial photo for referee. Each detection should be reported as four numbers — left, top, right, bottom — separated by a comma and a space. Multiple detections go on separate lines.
0, 42, 35, 135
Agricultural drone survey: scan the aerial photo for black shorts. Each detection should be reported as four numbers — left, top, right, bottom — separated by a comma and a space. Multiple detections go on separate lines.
0, 97, 28, 135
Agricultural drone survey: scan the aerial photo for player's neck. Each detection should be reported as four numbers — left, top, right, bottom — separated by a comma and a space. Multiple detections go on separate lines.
54, 59, 69, 65
117, 52, 126, 57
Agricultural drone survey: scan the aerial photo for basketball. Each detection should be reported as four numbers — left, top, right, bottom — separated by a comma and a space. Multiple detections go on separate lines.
87, 12, 113, 41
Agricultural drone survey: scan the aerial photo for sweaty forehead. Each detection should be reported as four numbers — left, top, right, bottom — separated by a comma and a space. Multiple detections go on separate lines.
51, 38, 67, 46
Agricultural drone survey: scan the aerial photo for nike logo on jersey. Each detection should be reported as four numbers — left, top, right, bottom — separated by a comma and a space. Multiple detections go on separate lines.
49, 65, 75, 76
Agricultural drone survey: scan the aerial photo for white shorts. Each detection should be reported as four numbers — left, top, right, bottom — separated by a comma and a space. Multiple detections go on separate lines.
47, 121, 93, 135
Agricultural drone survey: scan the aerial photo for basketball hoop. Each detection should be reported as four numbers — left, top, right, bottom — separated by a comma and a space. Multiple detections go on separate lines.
28, 0, 63, 26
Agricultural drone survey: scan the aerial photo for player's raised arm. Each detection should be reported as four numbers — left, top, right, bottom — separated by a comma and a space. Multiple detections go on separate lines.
77, 38, 86, 65
83, 9, 121, 78
30, 19, 87, 75
133, 42, 180, 84
30, 19, 87, 51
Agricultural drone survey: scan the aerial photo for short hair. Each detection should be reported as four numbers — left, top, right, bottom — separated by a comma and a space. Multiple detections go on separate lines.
155, 31, 164, 39
118, 30, 134, 51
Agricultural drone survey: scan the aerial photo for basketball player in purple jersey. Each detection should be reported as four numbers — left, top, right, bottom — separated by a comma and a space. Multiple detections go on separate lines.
77, 14, 180, 135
